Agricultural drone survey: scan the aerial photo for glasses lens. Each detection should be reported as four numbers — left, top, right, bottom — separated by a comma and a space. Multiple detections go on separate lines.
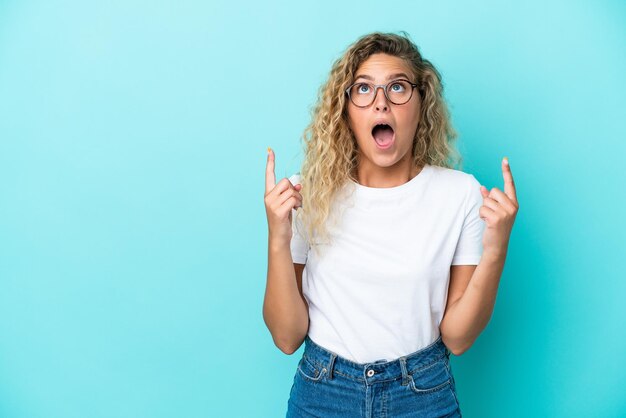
387, 80, 412, 105
349, 83, 374, 107
349, 80, 413, 106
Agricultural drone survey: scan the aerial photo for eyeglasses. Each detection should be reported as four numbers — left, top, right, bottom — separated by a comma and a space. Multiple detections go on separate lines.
345, 79, 418, 107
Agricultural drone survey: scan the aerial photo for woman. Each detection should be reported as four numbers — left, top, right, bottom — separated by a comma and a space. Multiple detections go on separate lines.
263, 31, 518, 417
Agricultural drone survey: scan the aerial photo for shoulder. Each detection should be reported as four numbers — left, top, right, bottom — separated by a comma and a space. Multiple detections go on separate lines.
428, 165, 480, 191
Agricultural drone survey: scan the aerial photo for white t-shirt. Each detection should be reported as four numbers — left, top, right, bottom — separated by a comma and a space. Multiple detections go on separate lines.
288, 164, 485, 364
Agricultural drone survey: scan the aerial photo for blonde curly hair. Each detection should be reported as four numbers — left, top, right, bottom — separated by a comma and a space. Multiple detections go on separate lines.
295, 31, 462, 257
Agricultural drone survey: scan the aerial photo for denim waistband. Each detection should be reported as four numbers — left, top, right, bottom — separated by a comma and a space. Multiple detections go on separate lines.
302, 334, 450, 385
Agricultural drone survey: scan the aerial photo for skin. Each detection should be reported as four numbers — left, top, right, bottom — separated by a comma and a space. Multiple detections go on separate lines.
478, 157, 518, 257
441, 157, 519, 355
347, 53, 423, 188
263, 147, 307, 354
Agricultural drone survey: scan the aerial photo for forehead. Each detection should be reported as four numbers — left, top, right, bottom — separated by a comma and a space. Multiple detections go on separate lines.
354, 53, 412, 81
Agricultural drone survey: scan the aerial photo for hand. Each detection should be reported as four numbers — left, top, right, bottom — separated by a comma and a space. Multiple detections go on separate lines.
264, 147, 303, 247
479, 157, 519, 259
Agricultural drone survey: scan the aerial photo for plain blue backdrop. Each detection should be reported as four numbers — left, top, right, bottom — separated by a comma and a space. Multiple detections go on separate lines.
1, 0, 625, 417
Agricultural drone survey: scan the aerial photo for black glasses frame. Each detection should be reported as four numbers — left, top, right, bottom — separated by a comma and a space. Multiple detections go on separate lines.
345, 79, 418, 107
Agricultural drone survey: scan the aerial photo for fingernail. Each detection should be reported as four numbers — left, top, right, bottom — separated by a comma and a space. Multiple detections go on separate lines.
267, 146, 272, 154
503, 156, 509, 165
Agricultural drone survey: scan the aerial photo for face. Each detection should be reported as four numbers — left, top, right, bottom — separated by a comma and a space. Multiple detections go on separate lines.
347, 53, 421, 176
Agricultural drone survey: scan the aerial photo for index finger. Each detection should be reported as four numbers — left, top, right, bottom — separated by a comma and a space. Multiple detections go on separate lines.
265, 147, 276, 193
502, 157, 518, 203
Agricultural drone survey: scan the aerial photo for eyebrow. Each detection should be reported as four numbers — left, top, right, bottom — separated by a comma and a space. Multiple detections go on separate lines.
354, 73, 411, 82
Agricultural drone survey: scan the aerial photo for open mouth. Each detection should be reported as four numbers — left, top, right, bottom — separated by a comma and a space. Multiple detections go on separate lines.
371, 124, 395, 149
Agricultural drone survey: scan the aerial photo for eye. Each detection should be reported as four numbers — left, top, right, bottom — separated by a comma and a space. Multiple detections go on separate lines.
356, 83, 371, 94
390, 82, 405, 92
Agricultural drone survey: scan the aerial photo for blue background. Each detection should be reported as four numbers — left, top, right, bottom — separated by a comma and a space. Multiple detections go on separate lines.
1, 0, 625, 417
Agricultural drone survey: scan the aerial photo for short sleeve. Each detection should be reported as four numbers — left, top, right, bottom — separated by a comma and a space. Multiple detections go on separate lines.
451, 174, 485, 265
288, 173, 309, 264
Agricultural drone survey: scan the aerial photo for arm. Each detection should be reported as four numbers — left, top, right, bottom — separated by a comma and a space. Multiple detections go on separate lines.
262, 240, 309, 355
440, 252, 506, 356
441, 157, 518, 356
262, 149, 309, 355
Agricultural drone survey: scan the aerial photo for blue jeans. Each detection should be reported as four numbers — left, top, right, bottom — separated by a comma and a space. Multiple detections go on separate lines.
286, 335, 462, 417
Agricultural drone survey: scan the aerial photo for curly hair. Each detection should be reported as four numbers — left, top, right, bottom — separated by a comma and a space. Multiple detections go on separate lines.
294, 31, 462, 257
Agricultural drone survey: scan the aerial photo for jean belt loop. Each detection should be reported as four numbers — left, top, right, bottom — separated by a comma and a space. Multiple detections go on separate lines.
399, 357, 409, 386
327, 353, 336, 380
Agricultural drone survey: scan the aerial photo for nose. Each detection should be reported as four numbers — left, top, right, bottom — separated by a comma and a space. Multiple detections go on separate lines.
373, 86, 389, 111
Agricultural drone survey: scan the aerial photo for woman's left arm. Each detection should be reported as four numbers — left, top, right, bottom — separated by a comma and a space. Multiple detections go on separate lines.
440, 157, 519, 356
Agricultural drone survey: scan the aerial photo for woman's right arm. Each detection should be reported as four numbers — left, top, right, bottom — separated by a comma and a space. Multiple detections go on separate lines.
263, 243, 309, 354
262, 148, 309, 354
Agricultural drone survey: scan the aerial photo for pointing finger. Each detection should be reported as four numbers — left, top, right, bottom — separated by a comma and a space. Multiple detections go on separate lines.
265, 147, 276, 193
502, 157, 518, 203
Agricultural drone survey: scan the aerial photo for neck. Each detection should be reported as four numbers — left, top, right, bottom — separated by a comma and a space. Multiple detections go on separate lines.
354, 157, 423, 188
